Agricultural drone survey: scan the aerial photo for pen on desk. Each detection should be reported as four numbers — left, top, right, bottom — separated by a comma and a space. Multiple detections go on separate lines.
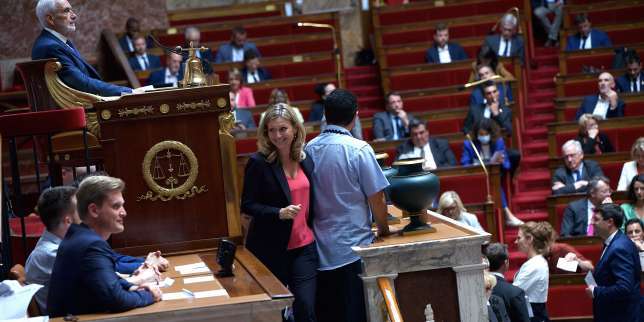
182, 288, 195, 297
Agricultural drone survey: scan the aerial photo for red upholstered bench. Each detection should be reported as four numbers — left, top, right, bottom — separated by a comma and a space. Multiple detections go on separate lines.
376, 0, 523, 26
547, 282, 593, 318
381, 21, 496, 46
170, 11, 281, 27
566, 3, 644, 27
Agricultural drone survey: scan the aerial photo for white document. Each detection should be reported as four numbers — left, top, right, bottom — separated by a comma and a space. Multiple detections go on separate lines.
159, 277, 175, 288
2, 317, 49, 322
184, 275, 215, 284
556, 257, 579, 272
179, 266, 211, 275
161, 292, 191, 301
584, 271, 597, 287
194, 289, 229, 299
0, 280, 43, 320
174, 262, 207, 272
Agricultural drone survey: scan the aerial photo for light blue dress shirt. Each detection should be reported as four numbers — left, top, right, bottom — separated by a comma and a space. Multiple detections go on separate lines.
25, 230, 62, 314
305, 125, 389, 270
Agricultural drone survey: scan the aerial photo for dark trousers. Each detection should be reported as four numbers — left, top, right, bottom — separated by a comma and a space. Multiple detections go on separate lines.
287, 242, 318, 322
315, 259, 366, 322
530, 302, 550, 322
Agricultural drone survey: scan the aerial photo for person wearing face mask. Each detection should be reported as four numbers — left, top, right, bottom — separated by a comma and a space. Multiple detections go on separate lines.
575, 114, 614, 155
575, 72, 625, 120
461, 119, 523, 227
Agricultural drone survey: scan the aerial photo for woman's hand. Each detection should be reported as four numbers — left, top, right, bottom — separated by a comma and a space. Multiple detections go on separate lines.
279, 204, 302, 220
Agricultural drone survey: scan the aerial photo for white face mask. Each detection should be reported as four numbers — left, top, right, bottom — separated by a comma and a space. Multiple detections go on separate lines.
478, 135, 491, 144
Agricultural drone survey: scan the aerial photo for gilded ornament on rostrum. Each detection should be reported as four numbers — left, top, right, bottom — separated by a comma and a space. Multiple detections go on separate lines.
176, 99, 211, 111
118, 105, 154, 118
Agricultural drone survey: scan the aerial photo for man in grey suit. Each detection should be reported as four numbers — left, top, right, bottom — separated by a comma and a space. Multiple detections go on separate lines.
552, 140, 605, 195
395, 119, 456, 170
215, 26, 260, 63
483, 13, 525, 65
560, 176, 612, 237
373, 92, 418, 141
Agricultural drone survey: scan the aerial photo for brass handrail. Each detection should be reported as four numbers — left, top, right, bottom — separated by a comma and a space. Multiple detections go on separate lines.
377, 277, 403, 322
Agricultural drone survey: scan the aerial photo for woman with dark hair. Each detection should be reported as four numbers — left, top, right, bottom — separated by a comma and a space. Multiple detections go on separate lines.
575, 113, 614, 155
259, 88, 304, 124
621, 174, 644, 230
228, 67, 256, 109
241, 104, 317, 321
624, 218, 644, 252
468, 45, 515, 82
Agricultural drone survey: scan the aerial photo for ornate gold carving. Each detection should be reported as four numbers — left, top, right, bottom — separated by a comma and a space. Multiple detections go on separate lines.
159, 104, 170, 114
218, 112, 235, 135
216, 97, 227, 108
118, 106, 154, 118
176, 99, 211, 111
101, 109, 112, 120
138, 140, 207, 202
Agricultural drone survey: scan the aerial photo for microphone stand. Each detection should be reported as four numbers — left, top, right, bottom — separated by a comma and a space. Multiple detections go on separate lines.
465, 134, 493, 203
297, 22, 342, 88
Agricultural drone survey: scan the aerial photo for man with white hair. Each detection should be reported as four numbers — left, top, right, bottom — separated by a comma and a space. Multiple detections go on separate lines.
552, 140, 605, 195
31, 0, 132, 96
483, 13, 525, 65
576, 72, 626, 120
182, 26, 214, 74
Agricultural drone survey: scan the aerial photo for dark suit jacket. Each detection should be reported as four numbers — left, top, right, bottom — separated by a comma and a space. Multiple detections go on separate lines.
309, 100, 325, 122
47, 224, 154, 317
575, 95, 625, 120
32, 29, 132, 96
146, 67, 184, 88
425, 42, 469, 63
372, 111, 419, 140
127, 54, 161, 71
182, 49, 214, 75
491, 274, 531, 322
469, 83, 513, 107
233, 108, 256, 129
552, 159, 605, 195
489, 294, 511, 322
214, 42, 260, 63
462, 103, 513, 136
241, 152, 315, 284
592, 231, 641, 322
560, 198, 591, 237
616, 72, 644, 93
483, 34, 525, 65
576, 133, 615, 155
118, 35, 154, 54
565, 29, 612, 52
241, 67, 271, 83
395, 138, 457, 167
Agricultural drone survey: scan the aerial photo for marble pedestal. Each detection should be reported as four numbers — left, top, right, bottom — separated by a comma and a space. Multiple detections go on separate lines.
353, 209, 490, 322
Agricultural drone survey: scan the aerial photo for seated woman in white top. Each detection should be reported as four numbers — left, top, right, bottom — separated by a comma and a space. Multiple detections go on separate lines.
617, 137, 644, 191
437, 191, 485, 232
513, 221, 552, 322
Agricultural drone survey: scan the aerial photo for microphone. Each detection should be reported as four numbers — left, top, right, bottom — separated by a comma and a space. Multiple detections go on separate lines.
458, 75, 502, 91
465, 134, 493, 203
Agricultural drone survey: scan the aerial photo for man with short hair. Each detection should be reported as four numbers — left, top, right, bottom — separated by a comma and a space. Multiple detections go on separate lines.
32, 0, 133, 96
305, 89, 390, 322
469, 65, 513, 107
485, 243, 531, 322
215, 26, 261, 63
552, 140, 605, 195
147, 52, 183, 87
425, 23, 468, 64
575, 72, 625, 120
532, 0, 564, 47
586, 203, 640, 322
565, 13, 612, 51
463, 81, 513, 136
182, 26, 214, 74
373, 92, 418, 141
48, 176, 162, 317
560, 176, 612, 237
396, 119, 456, 170
118, 17, 152, 54
616, 52, 643, 93
483, 13, 525, 65
241, 49, 270, 84
127, 34, 161, 71
25, 186, 80, 314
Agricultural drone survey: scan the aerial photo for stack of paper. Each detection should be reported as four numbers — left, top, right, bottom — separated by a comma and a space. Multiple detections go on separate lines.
174, 262, 211, 275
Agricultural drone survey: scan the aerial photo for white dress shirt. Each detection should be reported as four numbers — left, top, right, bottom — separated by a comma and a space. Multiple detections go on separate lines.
246, 70, 260, 84
592, 95, 610, 118
164, 68, 178, 87
600, 230, 618, 259
437, 45, 452, 63
499, 38, 512, 57
25, 230, 62, 313
136, 54, 150, 70
513, 254, 549, 303
580, 33, 592, 49
398, 143, 437, 170
631, 74, 641, 92
617, 160, 638, 191
232, 47, 244, 62
44, 27, 68, 45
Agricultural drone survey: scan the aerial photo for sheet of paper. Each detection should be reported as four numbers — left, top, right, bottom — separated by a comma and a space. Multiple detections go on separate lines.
194, 289, 229, 299
174, 262, 207, 272
184, 275, 215, 284
178, 266, 211, 275
584, 271, 597, 287
161, 292, 191, 301
159, 277, 175, 288
3, 317, 49, 322
556, 257, 579, 272
0, 280, 43, 320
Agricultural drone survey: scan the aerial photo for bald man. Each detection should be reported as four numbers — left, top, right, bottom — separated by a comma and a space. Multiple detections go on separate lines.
575, 72, 625, 120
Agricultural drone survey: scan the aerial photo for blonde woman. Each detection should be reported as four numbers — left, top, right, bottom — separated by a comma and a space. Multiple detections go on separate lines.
575, 114, 614, 155
617, 137, 644, 191
241, 103, 317, 321
513, 221, 552, 322
437, 191, 484, 232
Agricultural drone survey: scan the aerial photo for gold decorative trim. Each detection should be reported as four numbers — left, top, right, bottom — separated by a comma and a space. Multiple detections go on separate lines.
118, 106, 154, 118
138, 140, 203, 202
218, 112, 235, 135
176, 99, 211, 111
159, 104, 170, 114
216, 97, 227, 108
101, 109, 112, 120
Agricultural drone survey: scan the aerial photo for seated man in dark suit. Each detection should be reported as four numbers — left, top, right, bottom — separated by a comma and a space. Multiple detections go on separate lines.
373, 92, 418, 141
32, 0, 132, 96
309, 83, 335, 122
565, 13, 612, 51
616, 51, 643, 93
483, 13, 524, 65
215, 26, 261, 63
183, 26, 214, 74
241, 49, 270, 84
561, 176, 612, 237
425, 22, 468, 64
396, 119, 456, 170
469, 65, 513, 107
147, 52, 183, 87
127, 34, 161, 71
118, 18, 153, 54
485, 243, 531, 322
552, 140, 605, 195
47, 175, 162, 317
463, 80, 512, 136
575, 72, 625, 120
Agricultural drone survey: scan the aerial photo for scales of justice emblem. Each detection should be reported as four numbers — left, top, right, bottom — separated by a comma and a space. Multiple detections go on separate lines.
137, 140, 207, 202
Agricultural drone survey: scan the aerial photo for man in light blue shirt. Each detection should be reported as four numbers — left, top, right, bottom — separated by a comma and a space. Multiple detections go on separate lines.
305, 88, 390, 322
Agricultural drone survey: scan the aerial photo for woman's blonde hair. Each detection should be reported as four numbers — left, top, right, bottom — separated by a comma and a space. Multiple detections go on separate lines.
577, 113, 601, 136
631, 137, 644, 160
437, 191, 467, 218
268, 88, 290, 105
519, 221, 554, 255
257, 103, 306, 163
228, 67, 242, 83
